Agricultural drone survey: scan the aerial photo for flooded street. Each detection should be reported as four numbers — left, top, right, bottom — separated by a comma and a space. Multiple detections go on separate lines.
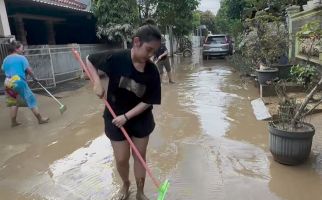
1, 49, 322, 200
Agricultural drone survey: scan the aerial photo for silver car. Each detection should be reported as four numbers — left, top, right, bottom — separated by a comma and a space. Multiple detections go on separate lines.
202, 34, 233, 59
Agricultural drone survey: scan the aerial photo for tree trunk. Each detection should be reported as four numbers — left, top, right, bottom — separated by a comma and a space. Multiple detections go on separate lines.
123, 39, 127, 49
144, 2, 149, 19
291, 77, 322, 126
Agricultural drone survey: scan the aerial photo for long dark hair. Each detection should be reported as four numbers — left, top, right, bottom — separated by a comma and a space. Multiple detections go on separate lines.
7, 40, 23, 54
133, 24, 161, 44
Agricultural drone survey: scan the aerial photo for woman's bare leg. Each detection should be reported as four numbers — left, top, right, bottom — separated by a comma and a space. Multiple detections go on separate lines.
31, 107, 49, 124
111, 140, 131, 200
132, 136, 150, 200
10, 106, 21, 127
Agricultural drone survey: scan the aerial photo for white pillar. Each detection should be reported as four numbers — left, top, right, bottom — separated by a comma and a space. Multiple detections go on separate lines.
0, 0, 11, 37
286, 5, 301, 60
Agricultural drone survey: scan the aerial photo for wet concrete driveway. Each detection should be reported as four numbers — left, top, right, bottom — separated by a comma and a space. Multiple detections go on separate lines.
1, 50, 322, 200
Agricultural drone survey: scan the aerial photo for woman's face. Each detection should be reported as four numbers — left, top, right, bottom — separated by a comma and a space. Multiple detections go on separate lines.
15, 45, 24, 54
133, 37, 160, 63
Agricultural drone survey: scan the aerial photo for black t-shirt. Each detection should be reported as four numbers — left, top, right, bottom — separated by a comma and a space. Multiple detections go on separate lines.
88, 49, 161, 120
155, 44, 168, 60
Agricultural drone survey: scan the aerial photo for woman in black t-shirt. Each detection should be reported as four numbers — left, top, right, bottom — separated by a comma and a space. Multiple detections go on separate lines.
86, 25, 161, 200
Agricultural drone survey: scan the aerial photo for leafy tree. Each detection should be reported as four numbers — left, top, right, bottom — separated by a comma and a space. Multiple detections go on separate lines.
200, 10, 216, 34
214, 0, 242, 36
155, 0, 199, 37
241, 12, 288, 68
92, 0, 139, 48
137, 0, 158, 21
226, 0, 247, 19
192, 11, 201, 30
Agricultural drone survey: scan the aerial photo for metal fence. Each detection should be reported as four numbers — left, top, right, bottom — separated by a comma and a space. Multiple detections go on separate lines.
0, 44, 110, 92
0, 41, 9, 93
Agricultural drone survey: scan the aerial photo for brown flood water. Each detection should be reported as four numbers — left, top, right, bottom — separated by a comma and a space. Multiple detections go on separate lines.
1, 49, 322, 200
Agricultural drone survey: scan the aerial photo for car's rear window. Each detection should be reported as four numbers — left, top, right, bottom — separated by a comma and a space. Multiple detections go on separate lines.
206, 36, 226, 44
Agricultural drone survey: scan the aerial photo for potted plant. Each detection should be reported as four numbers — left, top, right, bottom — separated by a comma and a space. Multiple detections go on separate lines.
273, 54, 297, 80
269, 21, 322, 165
243, 12, 289, 85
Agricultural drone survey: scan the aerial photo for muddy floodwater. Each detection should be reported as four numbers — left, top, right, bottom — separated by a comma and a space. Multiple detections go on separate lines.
1, 50, 322, 200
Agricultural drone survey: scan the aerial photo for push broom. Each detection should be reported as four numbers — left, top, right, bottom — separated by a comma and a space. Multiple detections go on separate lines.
37, 82, 67, 114
72, 49, 169, 200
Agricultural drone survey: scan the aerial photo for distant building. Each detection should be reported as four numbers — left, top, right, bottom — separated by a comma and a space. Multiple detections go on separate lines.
0, 0, 110, 93
0, 0, 97, 45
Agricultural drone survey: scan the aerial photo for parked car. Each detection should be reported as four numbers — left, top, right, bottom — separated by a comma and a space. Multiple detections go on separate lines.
202, 34, 233, 59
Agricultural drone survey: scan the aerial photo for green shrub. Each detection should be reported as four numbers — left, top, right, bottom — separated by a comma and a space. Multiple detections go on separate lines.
290, 64, 319, 87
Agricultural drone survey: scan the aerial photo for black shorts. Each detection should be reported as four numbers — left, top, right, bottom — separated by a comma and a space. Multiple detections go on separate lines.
104, 111, 155, 141
157, 58, 171, 74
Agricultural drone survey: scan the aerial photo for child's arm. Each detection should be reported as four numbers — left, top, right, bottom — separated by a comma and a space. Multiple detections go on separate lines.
86, 56, 105, 98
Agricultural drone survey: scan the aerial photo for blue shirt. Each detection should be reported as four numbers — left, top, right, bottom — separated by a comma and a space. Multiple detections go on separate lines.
1, 54, 29, 80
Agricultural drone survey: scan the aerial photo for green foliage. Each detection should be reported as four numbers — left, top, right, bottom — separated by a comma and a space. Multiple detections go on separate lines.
228, 51, 255, 75
296, 21, 322, 59
92, 0, 199, 40
292, 22, 322, 87
297, 21, 322, 41
214, 0, 306, 37
92, 0, 139, 42
242, 12, 289, 67
214, 0, 245, 37
192, 11, 201, 29
225, 0, 247, 19
138, 0, 200, 37
137, 0, 158, 20
96, 24, 134, 41
92, 0, 139, 26
155, 0, 199, 37
290, 64, 318, 87
200, 10, 216, 33
243, 0, 298, 13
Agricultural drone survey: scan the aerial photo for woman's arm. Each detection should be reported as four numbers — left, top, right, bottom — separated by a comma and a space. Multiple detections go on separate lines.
112, 102, 151, 128
26, 67, 38, 81
86, 56, 105, 98
125, 102, 151, 119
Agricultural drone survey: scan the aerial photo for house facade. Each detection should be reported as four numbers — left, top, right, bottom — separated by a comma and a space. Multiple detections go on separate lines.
287, 1, 322, 67
0, 0, 96, 45
0, 0, 112, 93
